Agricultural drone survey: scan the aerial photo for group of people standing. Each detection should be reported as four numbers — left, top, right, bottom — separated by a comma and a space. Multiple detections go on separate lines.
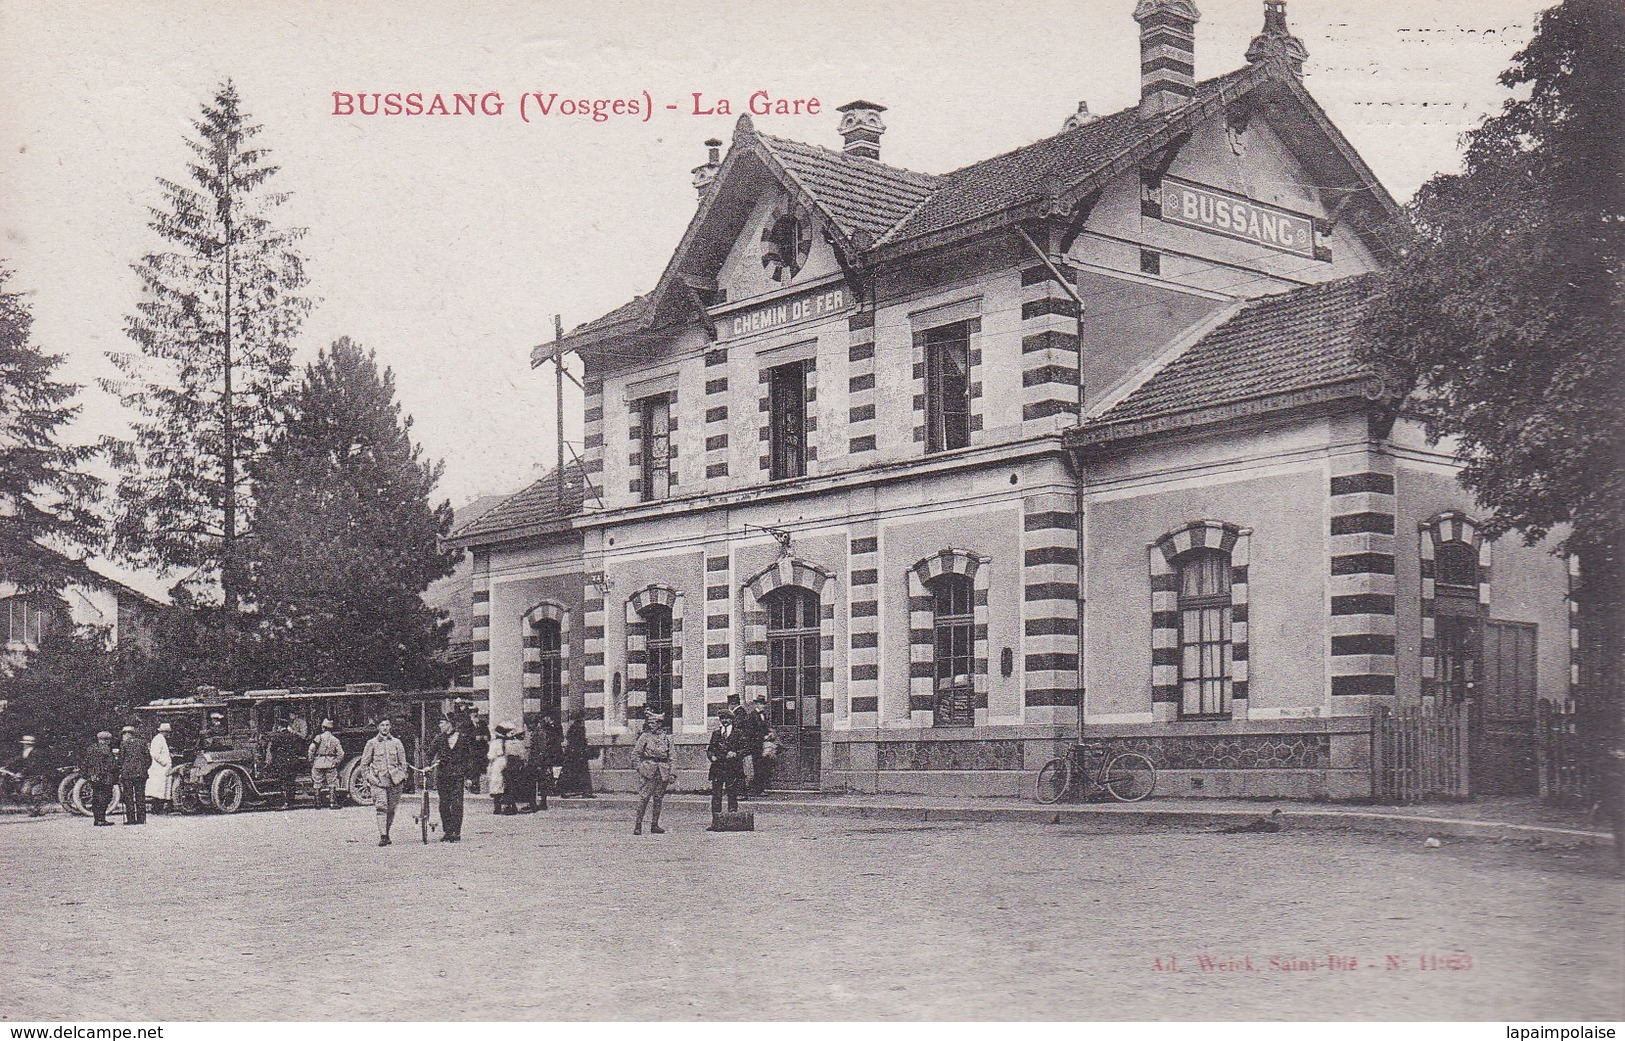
628, 693, 777, 835
65, 724, 179, 826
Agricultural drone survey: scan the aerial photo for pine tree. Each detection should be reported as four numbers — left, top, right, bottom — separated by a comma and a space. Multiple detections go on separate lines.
1360, 0, 1625, 724
0, 265, 100, 598
249, 337, 458, 688
103, 80, 314, 612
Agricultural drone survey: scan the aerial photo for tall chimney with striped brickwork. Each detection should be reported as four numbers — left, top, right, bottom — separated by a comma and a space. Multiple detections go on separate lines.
1134, 0, 1200, 117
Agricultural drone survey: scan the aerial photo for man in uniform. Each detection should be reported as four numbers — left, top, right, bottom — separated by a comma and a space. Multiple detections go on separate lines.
1, 735, 48, 816
426, 716, 472, 842
84, 731, 118, 827
117, 725, 149, 825
357, 718, 408, 846
308, 719, 344, 809
266, 719, 307, 810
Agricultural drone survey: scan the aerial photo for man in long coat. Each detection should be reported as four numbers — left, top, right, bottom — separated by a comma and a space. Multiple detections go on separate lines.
117, 726, 149, 825
83, 732, 117, 827
559, 711, 594, 798
426, 716, 472, 842
266, 720, 306, 810
707, 710, 747, 820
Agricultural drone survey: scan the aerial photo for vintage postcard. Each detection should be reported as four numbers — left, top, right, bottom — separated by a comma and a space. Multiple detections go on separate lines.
1, 0, 1620, 1029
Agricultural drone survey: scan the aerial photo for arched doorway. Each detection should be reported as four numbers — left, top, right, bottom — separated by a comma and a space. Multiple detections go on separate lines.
765, 586, 820, 788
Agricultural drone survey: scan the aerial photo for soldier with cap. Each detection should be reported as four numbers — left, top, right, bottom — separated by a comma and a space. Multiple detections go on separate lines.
146, 722, 174, 814
1, 735, 48, 816
117, 725, 150, 825
631, 710, 674, 835
83, 731, 118, 826
357, 718, 409, 846
308, 719, 344, 809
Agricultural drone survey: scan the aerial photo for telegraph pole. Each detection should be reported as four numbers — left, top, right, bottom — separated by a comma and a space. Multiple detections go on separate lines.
554, 314, 565, 504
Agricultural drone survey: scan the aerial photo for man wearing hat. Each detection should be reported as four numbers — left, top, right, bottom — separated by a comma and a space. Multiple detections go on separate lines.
425, 715, 472, 842
117, 725, 150, 825
146, 722, 174, 814
83, 731, 118, 826
1, 735, 48, 816
631, 710, 673, 835
265, 718, 306, 810
308, 719, 344, 809
202, 712, 230, 751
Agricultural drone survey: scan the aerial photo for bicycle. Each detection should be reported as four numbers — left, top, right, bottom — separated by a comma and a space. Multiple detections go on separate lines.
1034, 741, 1157, 804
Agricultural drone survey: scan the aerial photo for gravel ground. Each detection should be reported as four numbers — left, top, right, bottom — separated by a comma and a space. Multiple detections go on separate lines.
1, 801, 1620, 1021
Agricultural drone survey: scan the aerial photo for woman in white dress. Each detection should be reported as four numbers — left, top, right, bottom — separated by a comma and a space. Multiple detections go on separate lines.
144, 722, 173, 814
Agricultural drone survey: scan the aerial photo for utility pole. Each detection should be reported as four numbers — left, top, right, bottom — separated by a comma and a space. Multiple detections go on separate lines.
554, 314, 565, 505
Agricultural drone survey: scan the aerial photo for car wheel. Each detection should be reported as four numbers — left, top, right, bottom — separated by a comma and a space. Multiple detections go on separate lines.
210, 769, 247, 814
59, 772, 85, 815
342, 759, 371, 807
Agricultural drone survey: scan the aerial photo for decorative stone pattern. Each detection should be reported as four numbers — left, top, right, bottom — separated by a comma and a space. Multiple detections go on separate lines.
1023, 492, 1079, 721
470, 554, 491, 690
741, 556, 836, 718
623, 584, 683, 724
905, 549, 990, 726
1103, 733, 1329, 771
1568, 554, 1581, 705
703, 358, 729, 483
876, 739, 1025, 772
1418, 511, 1492, 699
846, 311, 878, 458
1329, 452, 1397, 707
704, 551, 733, 727
1148, 520, 1252, 722
847, 528, 880, 723
582, 587, 607, 731
1019, 264, 1081, 427
580, 376, 604, 488
520, 600, 571, 716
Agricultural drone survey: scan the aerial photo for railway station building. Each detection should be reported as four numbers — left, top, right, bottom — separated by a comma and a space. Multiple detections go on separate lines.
448, 1, 1574, 800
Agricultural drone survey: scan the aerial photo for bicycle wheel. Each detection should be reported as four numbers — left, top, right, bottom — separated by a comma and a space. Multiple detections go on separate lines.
1102, 752, 1156, 803
1034, 757, 1073, 804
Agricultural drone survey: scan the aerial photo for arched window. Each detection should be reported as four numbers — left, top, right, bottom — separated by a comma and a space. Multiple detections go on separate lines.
641, 604, 674, 719
534, 618, 563, 718
1435, 541, 1479, 591
1434, 540, 1481, 702
931, 572, 975, 726
764, 587, 820, 735
1177, 548, 1232, 718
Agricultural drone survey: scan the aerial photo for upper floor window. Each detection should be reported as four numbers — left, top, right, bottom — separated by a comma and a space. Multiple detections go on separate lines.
3, 597, 46, 648
1177, 549, 1232, 718
1435, 541, 1479, 592
639, 393, 672, 502
768, 360, 808, 481
924, 320, 973, 453
931, 573, 975, 726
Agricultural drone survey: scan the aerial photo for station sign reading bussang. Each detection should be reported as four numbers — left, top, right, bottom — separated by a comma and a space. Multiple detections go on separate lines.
1152, 175, 1321, 260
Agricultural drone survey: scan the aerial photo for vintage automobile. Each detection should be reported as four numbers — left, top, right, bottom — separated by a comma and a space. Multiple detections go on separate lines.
174, 685, 448, 813
57, 693, 227, 816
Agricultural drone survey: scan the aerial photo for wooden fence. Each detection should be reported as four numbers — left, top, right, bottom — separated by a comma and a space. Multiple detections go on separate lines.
1535, 700, 1609, 806
1370, 702, 1470, 803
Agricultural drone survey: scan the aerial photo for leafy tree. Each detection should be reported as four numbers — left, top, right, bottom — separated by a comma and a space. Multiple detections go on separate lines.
1359, 0, 1625, 722
248, 337, 458, 689
0, 265, 100, 596
103, 80, 314, 612
0, 624, 123, 768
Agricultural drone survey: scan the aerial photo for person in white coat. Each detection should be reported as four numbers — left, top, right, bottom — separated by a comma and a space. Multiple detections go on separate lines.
487, 723, 525, 816
145, 722, 174, 814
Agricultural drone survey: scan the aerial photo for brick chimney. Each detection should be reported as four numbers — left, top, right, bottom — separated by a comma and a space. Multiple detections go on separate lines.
836, 100, 886, 160
1133, 0, 1201, 117
691, 138, 722, 197
1245, 0, 1308, 79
